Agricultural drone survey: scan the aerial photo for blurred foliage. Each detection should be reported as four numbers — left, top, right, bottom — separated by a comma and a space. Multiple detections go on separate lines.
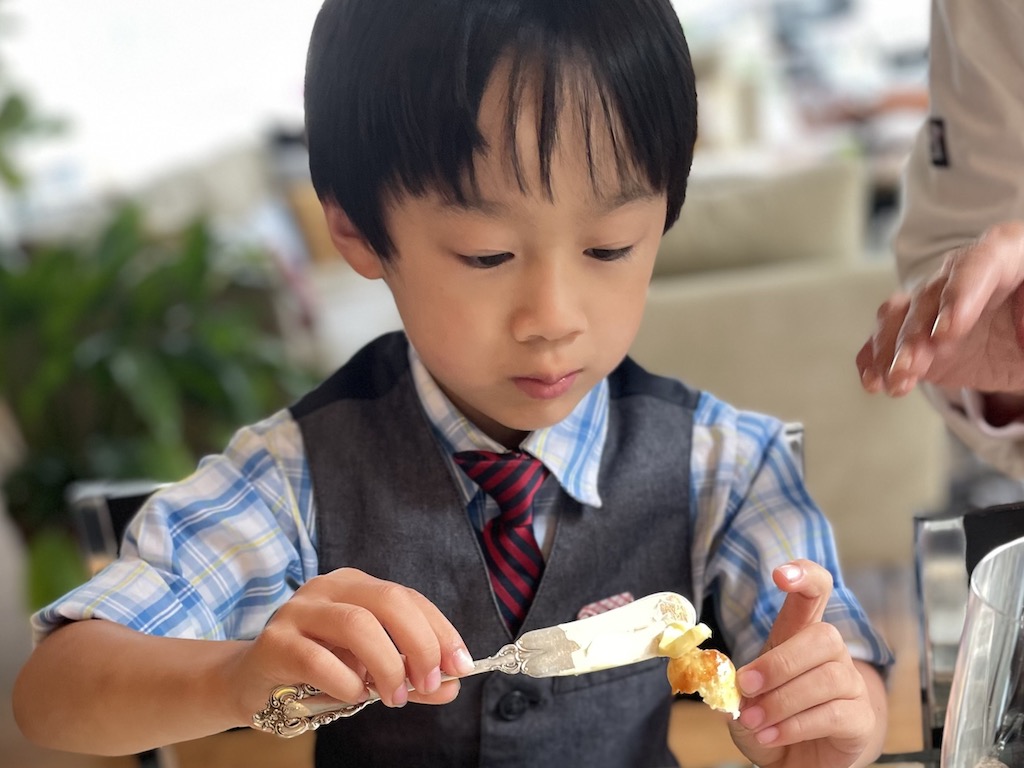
0, 205, 316, 545
0, 5, 64, 190
0, 83, 63, 189
0, 4, 317, 608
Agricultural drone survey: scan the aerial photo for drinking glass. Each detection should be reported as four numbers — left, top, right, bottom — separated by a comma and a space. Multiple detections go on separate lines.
942, 535, 1024, 767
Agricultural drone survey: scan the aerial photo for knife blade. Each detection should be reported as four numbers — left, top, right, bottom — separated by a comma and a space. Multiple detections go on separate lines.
252, 591, 695, 737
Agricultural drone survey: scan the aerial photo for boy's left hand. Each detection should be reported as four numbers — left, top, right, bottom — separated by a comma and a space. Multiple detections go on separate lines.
727, 560, 881, 768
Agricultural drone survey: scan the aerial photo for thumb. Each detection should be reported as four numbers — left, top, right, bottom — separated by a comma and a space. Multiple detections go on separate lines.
764, 559, 832, 651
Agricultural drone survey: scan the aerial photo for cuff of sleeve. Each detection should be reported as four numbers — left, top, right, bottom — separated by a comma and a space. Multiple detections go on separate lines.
920, 384, 1024, 479
958, 389, 1024, 437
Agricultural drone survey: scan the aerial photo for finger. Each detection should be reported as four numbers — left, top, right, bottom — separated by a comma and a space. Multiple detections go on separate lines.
739, 621, 848, 699
408, 678, 462, 706
360, 582, 473, 694
886, 276, 945, 394
756, 657, 863, 729
934, 229, 1024, 342
865, 294, 910, 392
744, 696, 872, 754
740, 622, 850, 698
855, 338, 883, 393
1013, 282, 1024, 350
306, 570, 473, 697
252, 618, 372, 709
764, 560, 832, 652
739, 664, 854, 740
286, 598, 412, 707
400, 589, 476, 685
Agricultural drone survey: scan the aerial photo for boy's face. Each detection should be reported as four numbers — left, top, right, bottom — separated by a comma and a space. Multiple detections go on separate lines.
342, 68, 667, 447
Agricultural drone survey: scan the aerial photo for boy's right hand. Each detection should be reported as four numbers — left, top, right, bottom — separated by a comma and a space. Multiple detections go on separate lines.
227, 567, 475, 723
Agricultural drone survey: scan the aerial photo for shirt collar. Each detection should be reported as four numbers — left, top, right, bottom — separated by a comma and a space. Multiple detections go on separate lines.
408, 344, 606, 508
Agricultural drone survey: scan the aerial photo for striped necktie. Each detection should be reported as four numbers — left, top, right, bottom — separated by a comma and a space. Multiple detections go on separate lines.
453, 450, 549, 634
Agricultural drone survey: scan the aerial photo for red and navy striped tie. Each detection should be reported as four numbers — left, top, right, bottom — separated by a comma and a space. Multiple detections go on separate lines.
453, 450, 549, 634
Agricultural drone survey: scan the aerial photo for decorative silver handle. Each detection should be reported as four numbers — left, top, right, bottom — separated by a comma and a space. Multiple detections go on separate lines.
250, 683, 373, 738
250, 642, 539, 738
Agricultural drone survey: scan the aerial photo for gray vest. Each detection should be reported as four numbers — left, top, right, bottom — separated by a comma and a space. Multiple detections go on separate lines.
292, 332, 698, 768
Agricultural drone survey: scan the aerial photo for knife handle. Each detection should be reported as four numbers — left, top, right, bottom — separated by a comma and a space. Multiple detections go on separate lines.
250, 642, 524, 738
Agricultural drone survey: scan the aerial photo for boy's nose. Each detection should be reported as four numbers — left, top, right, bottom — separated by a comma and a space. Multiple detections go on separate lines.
511, 262, 587, 343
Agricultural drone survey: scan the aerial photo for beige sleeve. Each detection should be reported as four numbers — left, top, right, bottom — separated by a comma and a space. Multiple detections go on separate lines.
895, 0, 1024, 476
895, 0, 1024, 287
921, 384, 1024, 479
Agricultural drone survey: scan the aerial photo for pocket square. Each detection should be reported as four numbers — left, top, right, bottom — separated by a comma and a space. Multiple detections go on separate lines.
576, 591, 634, 620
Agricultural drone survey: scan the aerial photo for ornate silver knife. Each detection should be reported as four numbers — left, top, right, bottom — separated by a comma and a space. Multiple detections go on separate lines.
251, 591, 694, 738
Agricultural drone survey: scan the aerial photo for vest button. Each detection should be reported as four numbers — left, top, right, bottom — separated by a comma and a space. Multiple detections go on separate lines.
496, 689, 531, 720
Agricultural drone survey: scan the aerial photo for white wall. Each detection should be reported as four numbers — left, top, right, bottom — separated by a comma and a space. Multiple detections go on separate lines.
4, 0, 322, 196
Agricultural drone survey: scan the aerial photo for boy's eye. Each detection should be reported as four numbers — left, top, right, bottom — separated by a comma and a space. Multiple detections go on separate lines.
460, 252, 513, 269
586, 246, 634, 262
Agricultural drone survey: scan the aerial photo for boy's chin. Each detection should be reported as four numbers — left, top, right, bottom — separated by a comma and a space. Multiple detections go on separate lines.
501, 400, 582, 433
469, 400, 582, 446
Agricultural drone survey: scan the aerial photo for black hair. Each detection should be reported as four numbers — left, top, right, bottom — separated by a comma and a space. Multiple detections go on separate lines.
305, 0, 697, 259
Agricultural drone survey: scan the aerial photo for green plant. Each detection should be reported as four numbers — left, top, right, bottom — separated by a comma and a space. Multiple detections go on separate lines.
0, 3, 64, 191
0, 204, 316, 604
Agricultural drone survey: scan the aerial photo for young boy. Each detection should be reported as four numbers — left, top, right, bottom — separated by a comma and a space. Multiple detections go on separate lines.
14, 1, 891, 766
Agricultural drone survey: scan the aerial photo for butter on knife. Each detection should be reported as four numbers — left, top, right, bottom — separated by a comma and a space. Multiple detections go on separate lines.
511, 591, 696, 677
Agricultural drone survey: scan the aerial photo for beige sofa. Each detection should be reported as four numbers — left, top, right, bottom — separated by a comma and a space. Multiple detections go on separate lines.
630, 157, 949, 566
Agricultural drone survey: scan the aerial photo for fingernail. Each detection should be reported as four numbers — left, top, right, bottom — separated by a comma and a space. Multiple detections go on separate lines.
756, 725, 780, 745
861, 368, 880, 392
889, 344, 910, 375
932, 309, 950, 338
422, 666, 441, 694
739, 704, 765, 729
453, 647, 475, 676
391, 684, 408, 708
737, 669, 763, 696
779, 563, 802, 583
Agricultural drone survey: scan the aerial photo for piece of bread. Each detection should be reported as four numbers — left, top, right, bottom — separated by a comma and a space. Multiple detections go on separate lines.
658, 622, 741, 719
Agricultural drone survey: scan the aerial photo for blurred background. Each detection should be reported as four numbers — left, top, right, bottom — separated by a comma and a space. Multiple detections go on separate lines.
0, 1, 982, 766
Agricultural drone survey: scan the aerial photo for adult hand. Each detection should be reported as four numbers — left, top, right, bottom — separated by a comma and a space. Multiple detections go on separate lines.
225, 567, 474, 725
728, 561, 881, 768
857, 222, 1024, 419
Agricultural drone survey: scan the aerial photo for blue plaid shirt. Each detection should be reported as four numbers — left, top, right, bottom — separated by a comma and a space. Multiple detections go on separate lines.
33, 348, 893, 668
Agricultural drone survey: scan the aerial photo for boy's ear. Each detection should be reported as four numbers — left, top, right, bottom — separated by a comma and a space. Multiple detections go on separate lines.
321, 201, 385, 279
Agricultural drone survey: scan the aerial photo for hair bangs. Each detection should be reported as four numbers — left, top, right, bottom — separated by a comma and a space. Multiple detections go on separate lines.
305, 0, 697, 258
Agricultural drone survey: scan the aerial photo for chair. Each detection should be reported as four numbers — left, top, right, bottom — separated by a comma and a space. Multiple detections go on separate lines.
67, 479, 167, 572
66, 479, 172, 768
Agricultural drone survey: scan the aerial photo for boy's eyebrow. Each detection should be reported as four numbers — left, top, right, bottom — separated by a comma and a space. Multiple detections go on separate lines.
440, 183, 660, 217
593, 186, 662, 214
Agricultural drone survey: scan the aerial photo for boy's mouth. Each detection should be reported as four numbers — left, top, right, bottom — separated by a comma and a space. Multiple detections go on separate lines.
512, 371, 580, 400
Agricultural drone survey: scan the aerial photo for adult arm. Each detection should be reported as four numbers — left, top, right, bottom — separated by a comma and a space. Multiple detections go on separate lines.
857, 0, 1024, 476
